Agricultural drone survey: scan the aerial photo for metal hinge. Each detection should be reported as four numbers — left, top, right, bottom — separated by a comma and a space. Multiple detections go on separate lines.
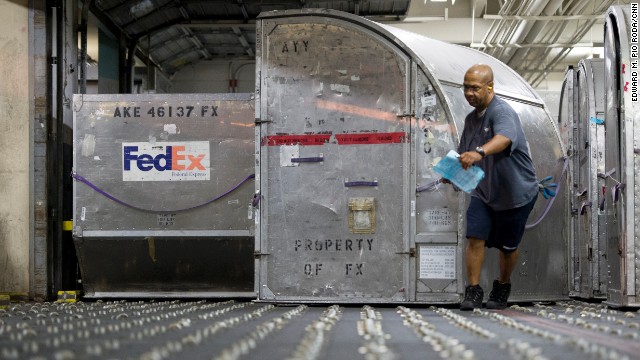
254, 251, 271, 258
255, 118, 272, 124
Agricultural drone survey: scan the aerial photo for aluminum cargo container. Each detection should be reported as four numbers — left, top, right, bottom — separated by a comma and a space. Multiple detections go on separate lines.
559, 66, 578, 296
603, 5, 640, 307
569, 59, 607, 299
254, 9, 569, 303
72, 94, 255, 298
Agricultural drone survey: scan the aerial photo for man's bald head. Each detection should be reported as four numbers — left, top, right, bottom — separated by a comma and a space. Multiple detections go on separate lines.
463, 64, 495, 110
465, 64, 494, 84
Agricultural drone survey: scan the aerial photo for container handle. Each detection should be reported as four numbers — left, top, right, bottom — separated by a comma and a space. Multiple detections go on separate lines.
291, 156, 324, 163
344, 179, 378, 187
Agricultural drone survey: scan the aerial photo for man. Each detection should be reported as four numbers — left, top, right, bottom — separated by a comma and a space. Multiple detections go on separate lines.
455, 64, 538, 310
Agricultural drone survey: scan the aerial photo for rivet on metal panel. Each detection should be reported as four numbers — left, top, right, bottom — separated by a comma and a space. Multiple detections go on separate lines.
348, 197, 375, 234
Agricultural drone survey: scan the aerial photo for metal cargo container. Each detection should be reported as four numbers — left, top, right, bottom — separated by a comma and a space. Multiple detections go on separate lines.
72, 94, 255, 298
558, 66, 576, 194
254, 9, 569, 303
568, 59, 607, 299
603, 5, 640, 307
559, 66, 578, 296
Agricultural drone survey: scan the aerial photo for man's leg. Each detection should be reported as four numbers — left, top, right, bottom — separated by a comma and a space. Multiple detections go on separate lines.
498, 249, 518, 283
460, 237, 486, 310
461, 197, 491, 311
486, 196, 534, 310
466, 237, 485, 285
486, 249, 517, 310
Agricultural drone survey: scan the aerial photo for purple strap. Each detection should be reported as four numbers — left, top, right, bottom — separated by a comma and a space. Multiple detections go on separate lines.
611, 182, 625, 203
579, 200, 592, 215
416, 178, 442, 193
525, 156, 569, 229
291, 157, 324, 163
344, 180, 378, 187
71, 172, 255, 213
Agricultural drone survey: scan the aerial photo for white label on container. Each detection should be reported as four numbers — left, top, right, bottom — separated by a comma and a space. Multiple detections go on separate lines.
280, 145, 299, 167
421, 95, 437, 107
122, 141, 210, 181
81, 134, 96, 157
419, 246, 456, 279
164, 124, 178, 134
330, 83, 351, 94
80, 207, 86, 221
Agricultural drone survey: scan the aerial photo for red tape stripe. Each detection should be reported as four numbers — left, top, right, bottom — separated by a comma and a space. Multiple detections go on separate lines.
263, 134, 331, 146
263, 132, 406, 146
335, 132, 406, 145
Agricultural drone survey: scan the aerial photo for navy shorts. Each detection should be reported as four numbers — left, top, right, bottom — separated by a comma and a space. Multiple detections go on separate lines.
465, 196, 537, 253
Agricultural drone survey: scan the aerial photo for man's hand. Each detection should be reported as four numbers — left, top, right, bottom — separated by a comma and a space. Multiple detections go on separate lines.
459, 151, 483, 170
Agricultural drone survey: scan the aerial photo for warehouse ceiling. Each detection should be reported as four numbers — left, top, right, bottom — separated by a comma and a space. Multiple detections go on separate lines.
91, 0, 621, 87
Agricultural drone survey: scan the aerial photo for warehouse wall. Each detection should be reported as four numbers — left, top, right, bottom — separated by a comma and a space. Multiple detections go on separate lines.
0, 0, 30, 295
170, 61, 255, 94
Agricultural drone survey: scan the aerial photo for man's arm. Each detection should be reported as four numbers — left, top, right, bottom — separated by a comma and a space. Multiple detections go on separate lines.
459, 134, 512, 170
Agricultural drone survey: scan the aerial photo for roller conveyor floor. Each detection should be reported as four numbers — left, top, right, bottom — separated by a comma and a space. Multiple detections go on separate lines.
1, 300, 639, 360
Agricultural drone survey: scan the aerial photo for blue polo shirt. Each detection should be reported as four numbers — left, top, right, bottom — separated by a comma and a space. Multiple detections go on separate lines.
458, 96, 538, 211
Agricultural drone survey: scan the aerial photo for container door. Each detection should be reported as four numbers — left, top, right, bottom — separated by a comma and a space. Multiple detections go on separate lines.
572, 60, 607, 300
603, 10, 629, 306
256, 18, 410, 302
412, 73, 463, 304
560, 67, 580, 295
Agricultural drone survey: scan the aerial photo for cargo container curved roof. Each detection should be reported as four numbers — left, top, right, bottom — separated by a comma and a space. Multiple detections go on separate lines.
258, 8, 542, 104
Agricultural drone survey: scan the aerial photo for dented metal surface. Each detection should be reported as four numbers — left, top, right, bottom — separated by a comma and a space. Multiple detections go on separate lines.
254, 9, 568, 303
72, 94, 256, 298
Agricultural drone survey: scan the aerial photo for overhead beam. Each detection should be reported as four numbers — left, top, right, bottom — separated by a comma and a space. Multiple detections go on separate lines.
183, 22, 255, 29
471, 0, 487, 17
232, 26, 254, 57
157, 46, 202, 69
122, 2, 184, 32
470, 42, 602, 48
483, 14, 603, 21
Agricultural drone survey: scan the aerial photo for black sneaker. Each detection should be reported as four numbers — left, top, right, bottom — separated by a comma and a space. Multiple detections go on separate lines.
460, 285, 484, 311
486, 280, 511, 309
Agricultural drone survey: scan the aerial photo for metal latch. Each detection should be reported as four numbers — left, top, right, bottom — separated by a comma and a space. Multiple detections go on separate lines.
254, 251, 271, 258
396, 248, 416, 257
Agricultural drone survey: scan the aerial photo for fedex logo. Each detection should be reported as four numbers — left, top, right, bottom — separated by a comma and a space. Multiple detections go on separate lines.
122, 142, 210, 181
